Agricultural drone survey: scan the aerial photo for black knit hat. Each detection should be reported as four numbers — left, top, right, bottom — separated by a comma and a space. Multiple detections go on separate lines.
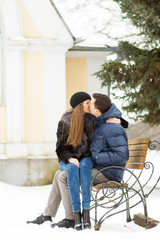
70, 91, 91, 108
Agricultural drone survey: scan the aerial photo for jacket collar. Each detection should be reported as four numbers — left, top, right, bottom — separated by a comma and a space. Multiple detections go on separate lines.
94, 103, 122, 127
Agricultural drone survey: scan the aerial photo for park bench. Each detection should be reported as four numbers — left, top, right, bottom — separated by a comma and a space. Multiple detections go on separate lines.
90, 138, 160, 230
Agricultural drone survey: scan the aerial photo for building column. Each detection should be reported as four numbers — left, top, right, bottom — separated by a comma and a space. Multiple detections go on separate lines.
43, 50, 67, 155
6, 48, 27, 158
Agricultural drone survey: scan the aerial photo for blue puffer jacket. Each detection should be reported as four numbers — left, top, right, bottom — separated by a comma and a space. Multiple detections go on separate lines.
90, 104, 129, 182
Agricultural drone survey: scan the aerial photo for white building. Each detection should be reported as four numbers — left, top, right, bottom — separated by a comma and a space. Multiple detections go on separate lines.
0, 0, 117, 185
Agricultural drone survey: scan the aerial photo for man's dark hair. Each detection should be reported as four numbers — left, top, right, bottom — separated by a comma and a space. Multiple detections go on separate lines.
93, 93, 111, 114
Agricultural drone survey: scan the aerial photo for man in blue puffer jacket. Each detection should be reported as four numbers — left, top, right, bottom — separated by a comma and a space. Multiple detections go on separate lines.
90, 93, 129, 183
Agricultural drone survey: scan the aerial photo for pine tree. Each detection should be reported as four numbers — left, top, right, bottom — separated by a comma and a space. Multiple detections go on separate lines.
94, 0, 160, 125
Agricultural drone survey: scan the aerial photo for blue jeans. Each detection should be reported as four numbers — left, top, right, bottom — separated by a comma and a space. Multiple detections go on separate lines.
59, 157, 93, 212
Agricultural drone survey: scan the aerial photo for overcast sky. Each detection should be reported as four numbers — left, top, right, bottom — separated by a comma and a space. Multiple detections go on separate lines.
53, 0, 141, 47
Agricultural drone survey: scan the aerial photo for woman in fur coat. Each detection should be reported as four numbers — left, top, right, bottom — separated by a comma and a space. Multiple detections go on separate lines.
57, 92, 95, 230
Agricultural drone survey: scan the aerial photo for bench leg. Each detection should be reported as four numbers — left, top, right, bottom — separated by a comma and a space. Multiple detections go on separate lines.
143, 198, 149, 228
94, 194, 99, 229
94, 223, 101, 230
125, 190, 132, 222
93, 192, 102, 230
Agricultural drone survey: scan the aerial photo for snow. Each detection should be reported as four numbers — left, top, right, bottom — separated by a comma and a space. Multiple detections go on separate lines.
1, 150, 160, 240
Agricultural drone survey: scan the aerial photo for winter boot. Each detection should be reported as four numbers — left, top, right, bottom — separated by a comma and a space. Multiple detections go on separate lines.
51, 218, 75, 228
27, 214, 52, 225
82, 209, 91, 229
74, 212, 82, 230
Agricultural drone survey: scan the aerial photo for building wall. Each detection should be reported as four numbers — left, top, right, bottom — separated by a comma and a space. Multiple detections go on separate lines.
0, 0, 73, 154
0, 107, 6, 142
0, 0, 113, 186
86, 55, 109, 96
66, 57, 87, 108
16, 0, 40, 37
66, 51, 109, 104
0, 0, 73, 185
24, 52, 44, 143
0, 3, 7, 144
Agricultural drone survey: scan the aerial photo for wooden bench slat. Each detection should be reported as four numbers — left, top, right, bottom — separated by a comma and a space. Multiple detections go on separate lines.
93, 182, 128, 190
129, 144, 149, 151
128, 138, 150, 145
126, 162, 144, 170
128, 156, 146, 163
129, 150, 147, 157
127, 138, 149, 170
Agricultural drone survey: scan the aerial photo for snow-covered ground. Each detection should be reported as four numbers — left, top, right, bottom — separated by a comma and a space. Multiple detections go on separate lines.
1, 150, 160, 240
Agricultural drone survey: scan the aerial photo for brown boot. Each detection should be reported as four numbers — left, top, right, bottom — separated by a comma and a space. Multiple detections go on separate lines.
82, 209, 91, 229
74, 212, 82, 230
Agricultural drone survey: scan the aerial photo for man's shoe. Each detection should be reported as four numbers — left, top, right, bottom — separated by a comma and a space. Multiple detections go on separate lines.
27, 214, 52, 225
51, 218, 75, 228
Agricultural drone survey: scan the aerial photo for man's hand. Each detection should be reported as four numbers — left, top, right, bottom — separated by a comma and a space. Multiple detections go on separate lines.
68, 158, 80, 168
106, 117, 121, 124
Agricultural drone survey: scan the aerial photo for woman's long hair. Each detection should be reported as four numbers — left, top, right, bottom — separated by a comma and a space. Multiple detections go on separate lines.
67, 103, 84, 148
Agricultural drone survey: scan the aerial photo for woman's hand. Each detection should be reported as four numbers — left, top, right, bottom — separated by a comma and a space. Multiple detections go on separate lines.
68, 158, 80, 168
106, 117, 121, 124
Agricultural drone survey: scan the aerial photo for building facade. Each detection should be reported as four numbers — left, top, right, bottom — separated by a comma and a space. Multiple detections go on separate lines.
0, 0, 116, 185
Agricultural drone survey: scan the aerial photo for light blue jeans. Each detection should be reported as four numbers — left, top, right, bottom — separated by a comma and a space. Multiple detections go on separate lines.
59, 157, 93, 212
